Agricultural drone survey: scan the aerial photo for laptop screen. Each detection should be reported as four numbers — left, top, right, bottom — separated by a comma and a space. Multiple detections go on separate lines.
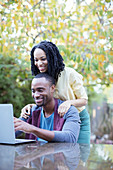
0, 104, 36, 145
0, 104, 16, 144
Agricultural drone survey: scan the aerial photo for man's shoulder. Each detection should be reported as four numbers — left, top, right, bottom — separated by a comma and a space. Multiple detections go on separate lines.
68, 105, 78, 114
56, 98, 78, 112
63, 105, 80, 122
31, 105, 41, 113
57, 98, 64, 106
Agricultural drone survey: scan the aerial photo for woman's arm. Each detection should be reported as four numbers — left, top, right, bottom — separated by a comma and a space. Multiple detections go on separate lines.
58, 98, 87, 117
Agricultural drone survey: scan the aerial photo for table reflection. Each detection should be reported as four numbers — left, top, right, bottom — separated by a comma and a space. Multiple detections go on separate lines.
14, 142, 81, 170
0, 142, 112, 170
0, 145, 15, 170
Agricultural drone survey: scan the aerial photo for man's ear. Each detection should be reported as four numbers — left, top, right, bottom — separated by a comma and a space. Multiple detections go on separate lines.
50, 84, 55, 93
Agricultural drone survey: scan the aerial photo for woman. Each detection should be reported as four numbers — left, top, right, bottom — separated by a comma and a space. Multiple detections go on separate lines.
21, 40, 90, 144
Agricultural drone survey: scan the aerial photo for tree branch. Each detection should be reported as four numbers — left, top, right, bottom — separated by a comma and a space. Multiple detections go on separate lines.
96, 12, 104, 25
85, 82, 113, 87
32, 0, 45, 9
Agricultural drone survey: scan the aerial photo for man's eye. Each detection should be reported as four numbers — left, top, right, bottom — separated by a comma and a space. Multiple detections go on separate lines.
39, 90, 43, 92
38, 89, 43, 92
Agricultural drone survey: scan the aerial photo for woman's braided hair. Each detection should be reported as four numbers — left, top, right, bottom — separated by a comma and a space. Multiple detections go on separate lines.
30, 40, 65, 83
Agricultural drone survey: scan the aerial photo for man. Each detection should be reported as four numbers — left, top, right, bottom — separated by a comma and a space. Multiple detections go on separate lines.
14, 73, 80, 143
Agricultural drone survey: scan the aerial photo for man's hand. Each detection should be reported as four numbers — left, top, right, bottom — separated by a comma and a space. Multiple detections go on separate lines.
21, 104, 35, 119
14, 117, 33, 134
14, 117, 54, 141
58, 100, 71, 117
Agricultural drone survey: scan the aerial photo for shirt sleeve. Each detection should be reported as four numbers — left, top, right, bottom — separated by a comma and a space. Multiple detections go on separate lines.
70, 69, 88, 100
52, 106, 80, 143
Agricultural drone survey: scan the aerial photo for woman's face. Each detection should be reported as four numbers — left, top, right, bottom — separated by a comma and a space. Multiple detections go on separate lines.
34, 48, 48, 73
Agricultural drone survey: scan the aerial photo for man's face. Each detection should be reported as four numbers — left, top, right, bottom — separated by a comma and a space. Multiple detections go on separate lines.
31, 77, 54, 107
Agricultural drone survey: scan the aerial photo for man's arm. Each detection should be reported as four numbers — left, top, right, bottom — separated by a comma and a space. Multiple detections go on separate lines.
14, 106, 80, 143
52, 106, 80, 143
14, 117, 55, 141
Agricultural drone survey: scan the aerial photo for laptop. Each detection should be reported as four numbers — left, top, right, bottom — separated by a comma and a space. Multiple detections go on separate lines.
0, 104, 36, 144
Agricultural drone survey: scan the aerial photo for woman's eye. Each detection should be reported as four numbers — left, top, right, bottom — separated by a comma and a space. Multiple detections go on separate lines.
42, 58, 46, 61
34, 59, 38, 62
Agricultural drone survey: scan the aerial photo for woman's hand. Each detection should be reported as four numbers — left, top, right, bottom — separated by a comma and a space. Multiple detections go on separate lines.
58, 100, 71, 117
58, 98, 87, 117
20, 104, 35, 119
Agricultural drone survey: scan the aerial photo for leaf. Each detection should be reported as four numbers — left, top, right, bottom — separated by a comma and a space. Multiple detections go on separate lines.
105, 0, 111, 2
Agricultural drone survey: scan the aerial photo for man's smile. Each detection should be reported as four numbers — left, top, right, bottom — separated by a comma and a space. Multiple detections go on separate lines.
35, 98, 43, 103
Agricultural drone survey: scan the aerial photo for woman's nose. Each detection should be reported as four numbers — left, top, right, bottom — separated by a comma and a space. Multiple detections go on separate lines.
35, 60, 42, 66
38, 60, 43, 66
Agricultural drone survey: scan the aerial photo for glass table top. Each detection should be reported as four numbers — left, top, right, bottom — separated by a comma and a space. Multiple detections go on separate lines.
0, 142, 113, 170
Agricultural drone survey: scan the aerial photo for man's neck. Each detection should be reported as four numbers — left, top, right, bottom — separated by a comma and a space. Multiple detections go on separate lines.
42, 98, 55, 118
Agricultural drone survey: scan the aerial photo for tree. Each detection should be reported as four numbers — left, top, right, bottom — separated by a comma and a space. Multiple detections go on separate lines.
0, 0, 113, 84
0, 0, 113, 114
0, 0, 113, 87
0, 53, 33, 116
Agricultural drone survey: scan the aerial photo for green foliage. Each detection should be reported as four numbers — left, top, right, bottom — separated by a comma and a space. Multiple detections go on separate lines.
0, 54, 34, 117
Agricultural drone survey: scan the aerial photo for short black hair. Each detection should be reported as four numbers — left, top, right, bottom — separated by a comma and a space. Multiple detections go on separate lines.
34, 73, 55, 86
30, 40, 65, 82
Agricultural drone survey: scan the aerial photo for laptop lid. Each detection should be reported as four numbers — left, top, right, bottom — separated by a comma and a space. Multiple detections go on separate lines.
0, 104, 36, 144
0, 104, 16, 144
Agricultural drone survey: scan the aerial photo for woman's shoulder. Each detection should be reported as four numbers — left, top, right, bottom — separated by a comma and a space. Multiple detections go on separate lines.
64, 66, 83, 79
64, 66, 79, 73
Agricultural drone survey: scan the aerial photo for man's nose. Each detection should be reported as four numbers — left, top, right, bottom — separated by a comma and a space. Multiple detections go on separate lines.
34, 91, 40, 97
